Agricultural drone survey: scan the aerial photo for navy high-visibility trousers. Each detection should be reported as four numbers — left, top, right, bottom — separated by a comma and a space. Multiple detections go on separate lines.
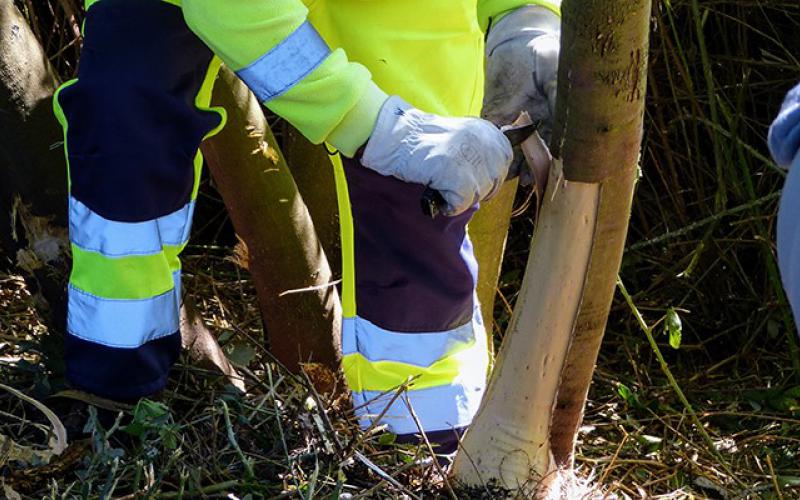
55, 0, 488, 449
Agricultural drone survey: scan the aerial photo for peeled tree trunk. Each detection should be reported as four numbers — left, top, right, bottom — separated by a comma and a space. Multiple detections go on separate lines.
452, 0, 651, 495
202, 68, 343, 382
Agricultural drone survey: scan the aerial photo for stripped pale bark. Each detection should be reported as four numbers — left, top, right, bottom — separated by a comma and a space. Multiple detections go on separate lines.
202, 68, 343, 381
452, 0, 651, 494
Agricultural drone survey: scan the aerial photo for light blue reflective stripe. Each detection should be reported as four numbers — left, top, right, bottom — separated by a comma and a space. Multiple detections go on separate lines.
69, 196, 194, 257
342, 314, 478, 367
236, 21, 330, 103
67, 271, 181, 348
461, 235, 479, 289
351, 364, 487, 435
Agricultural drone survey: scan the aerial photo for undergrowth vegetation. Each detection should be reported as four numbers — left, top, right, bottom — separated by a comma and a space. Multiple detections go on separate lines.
1, 0, 799, 498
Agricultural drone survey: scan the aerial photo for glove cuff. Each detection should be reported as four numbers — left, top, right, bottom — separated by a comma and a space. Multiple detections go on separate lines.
360, 95, 417, 178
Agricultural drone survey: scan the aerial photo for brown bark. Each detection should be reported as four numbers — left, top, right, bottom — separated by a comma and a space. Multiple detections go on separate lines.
202, 67, 343, 378
0, 0, 69, 332
469, 179, 518, 349
281, 123, 341, 277
547, 0, 650, 465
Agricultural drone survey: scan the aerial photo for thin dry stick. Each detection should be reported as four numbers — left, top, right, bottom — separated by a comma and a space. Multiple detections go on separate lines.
599, 429, 629, 485
402, 393, 458, 500
220, 399, 254, 480
278, 279, 342, 297
0, 383, 67, 455
265, 363, 292, 470
765, 454, 784, 500
626, 192, 780, 252
153, 480, 240, 499
352, 450, 423, 500
300, 369, 344, 455
343, 377, 419, 456
453, 436, 493, 498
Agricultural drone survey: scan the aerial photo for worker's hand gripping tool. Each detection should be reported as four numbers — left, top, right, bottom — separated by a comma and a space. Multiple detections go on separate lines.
420, 112, 552, 218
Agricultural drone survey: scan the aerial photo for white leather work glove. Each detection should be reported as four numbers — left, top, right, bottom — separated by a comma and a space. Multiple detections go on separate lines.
361, 96, 514, 216
483, 5, 561, 140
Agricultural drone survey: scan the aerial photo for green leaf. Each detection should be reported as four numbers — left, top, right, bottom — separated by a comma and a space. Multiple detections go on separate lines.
665, 308, 682, 349
767, 319, 781, 339
160, 425, 180, 450
783, 386, 800, 398
124, 399, 173, 440
778, 476, 800, 487
617, 383, 641, 408
378, 433, 397, 446
227, 343, 257, 367
134, 399, 169, 421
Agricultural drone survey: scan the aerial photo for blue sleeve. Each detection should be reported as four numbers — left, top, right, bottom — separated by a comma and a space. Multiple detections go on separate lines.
769, 82, 800, 169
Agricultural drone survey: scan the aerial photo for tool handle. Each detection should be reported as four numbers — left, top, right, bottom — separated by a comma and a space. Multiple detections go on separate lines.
420, 187, 447, 218
421, 166, 523, 219
420, 114, 538, 218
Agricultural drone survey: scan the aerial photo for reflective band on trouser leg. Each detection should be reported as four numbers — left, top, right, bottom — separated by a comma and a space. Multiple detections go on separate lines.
235, 21, 331, 103
69, 196, 194, 257
335, 157, 489, 445
52, 0, 225, 400
342, 314, 488, 436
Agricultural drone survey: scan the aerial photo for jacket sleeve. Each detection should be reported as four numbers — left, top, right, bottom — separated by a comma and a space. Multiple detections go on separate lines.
769, 83, 800, 170
477, 0, 561, 32
182, 0, 387, 157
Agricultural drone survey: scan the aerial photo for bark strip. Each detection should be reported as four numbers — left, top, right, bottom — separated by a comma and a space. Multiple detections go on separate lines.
470, 180, 519, 348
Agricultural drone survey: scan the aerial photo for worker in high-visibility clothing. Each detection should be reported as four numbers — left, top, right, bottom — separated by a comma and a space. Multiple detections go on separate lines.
54, 0, 561, 454
769, 82, 800, 337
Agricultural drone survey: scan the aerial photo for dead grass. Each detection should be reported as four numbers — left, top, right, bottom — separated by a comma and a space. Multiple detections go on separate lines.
2, 247, 799, 498
2, 0, 799, 497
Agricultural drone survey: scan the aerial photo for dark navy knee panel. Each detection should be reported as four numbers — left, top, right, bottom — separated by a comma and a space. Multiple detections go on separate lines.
342, 157, 477, 332
57, 0, 221, 223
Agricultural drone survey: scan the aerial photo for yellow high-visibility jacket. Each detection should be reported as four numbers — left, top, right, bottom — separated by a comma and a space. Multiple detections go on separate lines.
180, 0, 560, 156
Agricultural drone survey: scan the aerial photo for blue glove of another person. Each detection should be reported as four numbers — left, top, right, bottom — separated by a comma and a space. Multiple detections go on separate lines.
482, 5, 561, 139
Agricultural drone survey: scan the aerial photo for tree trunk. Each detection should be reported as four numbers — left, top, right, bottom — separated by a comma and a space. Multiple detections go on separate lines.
281, 123, 341, 278
469, 180, 518, 352
452, 0, 651, 494
202, 68, 343, 381
0, 0, 69, 335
